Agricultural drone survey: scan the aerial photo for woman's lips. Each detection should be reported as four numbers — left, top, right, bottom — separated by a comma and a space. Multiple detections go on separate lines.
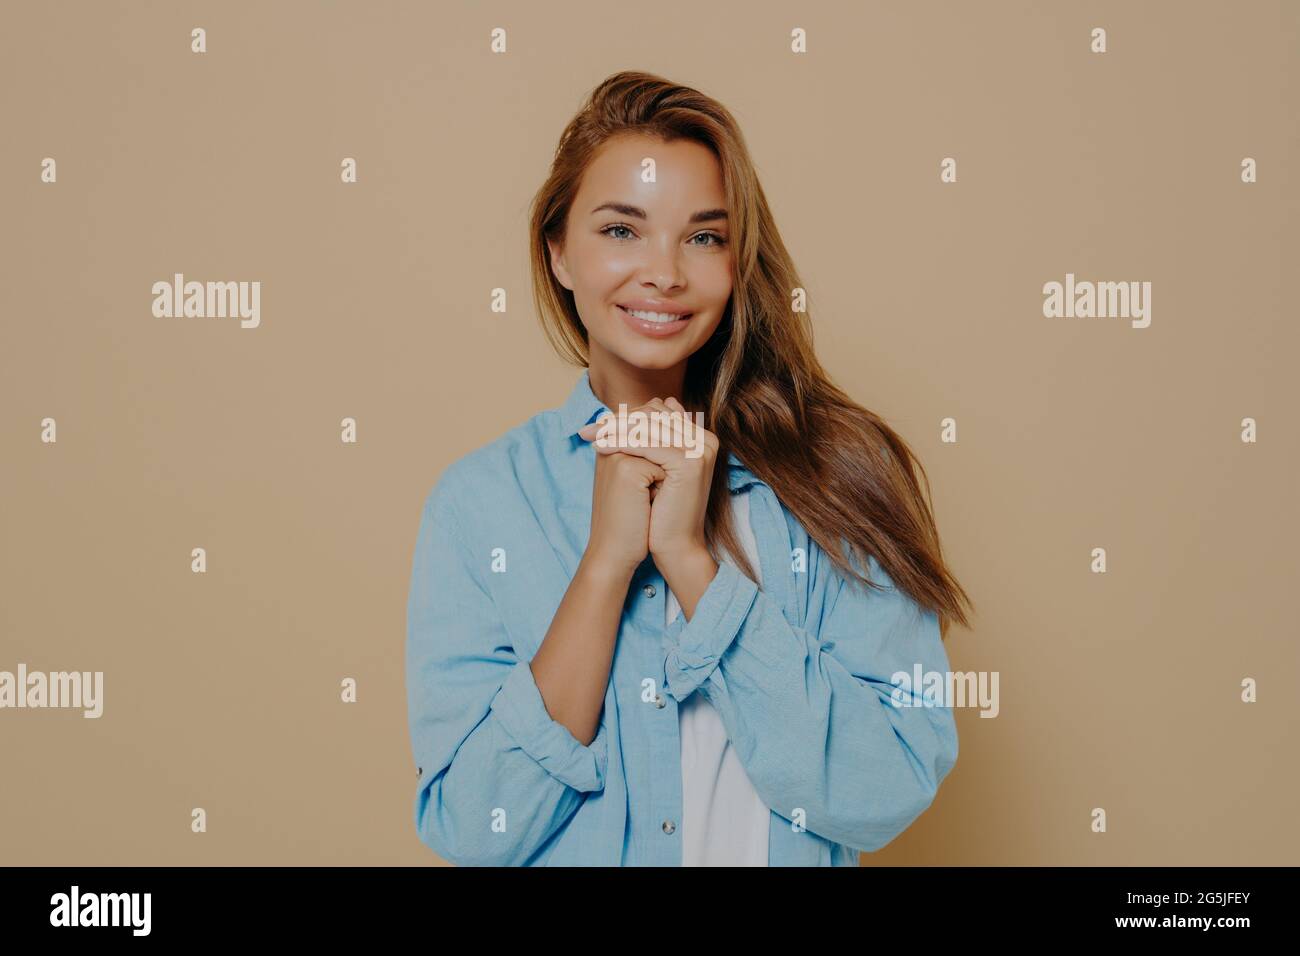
617, 304, 694, 338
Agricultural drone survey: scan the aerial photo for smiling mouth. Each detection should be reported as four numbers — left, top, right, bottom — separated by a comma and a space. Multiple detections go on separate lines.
617, 305, 693, 323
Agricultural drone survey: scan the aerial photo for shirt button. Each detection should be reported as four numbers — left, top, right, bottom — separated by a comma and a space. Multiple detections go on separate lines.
643, 584, 657, 598
662, 820, 676, 835
416, 767, 422, 776
655, 695, 666, 708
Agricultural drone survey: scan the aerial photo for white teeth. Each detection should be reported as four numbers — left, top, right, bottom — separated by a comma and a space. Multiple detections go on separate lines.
622, 307, 688, 323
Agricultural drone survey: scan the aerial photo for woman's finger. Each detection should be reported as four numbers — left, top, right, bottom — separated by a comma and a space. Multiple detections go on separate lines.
578, 402, 711, 461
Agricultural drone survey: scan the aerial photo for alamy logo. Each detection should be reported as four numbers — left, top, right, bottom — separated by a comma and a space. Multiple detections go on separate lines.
592, 404, 708, 459
152, 272, 261, 328
50, 885, 151, 936
890, 664, 999, 718
0, 663, 103, 718
1043, 272, 1150, 328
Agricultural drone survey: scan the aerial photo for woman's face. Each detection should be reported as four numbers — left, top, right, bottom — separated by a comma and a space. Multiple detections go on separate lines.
547, 133, 733, 374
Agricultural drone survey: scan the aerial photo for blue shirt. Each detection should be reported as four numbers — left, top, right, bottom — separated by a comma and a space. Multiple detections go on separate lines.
405, 370, 959, 866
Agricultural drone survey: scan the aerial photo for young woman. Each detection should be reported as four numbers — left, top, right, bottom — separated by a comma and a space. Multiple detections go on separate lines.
406, 70, 974, 867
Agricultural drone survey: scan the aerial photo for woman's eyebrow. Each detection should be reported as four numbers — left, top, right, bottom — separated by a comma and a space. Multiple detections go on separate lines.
590, 201, 727, 224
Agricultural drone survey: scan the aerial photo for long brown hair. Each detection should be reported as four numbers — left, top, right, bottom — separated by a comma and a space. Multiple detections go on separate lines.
529, 70, 973, 637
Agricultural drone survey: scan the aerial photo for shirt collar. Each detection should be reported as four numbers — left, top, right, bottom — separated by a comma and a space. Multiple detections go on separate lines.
557, 368, 610, 437
557, 369, 764, 491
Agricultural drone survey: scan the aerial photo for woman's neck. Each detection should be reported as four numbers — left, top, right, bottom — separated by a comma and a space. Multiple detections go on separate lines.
587, 350, 688, 412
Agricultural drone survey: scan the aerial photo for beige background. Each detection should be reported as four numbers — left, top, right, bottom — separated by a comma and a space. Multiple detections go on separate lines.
2, 0, 1296, 866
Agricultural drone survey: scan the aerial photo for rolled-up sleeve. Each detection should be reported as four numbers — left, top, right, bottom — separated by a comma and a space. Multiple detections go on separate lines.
661, 561, 759, 701
661, 515, 959, 854
489, 657, 609, 793
406, 472, 606, 867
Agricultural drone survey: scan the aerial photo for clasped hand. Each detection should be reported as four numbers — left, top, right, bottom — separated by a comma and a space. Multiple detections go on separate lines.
577, 396, 718, 564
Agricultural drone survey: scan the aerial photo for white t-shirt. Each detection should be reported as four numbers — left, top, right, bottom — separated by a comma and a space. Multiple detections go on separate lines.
668, 490, 771, 866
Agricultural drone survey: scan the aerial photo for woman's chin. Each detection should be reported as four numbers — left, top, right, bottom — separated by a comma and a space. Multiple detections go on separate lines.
615, 344, 690, 371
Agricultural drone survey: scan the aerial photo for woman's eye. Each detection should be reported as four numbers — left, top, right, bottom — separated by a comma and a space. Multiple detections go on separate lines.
691, 232, 727, 247
601, 225, 727, 247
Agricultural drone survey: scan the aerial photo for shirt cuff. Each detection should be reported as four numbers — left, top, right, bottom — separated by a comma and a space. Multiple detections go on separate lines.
662, 560, 760, 701
489, 659, 608, 793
